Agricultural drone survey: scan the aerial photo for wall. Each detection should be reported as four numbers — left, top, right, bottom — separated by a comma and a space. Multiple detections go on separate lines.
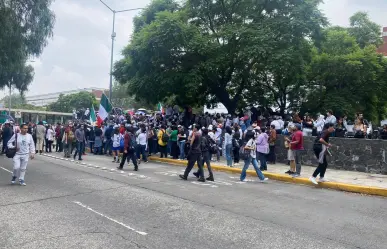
274, 136, 387, 174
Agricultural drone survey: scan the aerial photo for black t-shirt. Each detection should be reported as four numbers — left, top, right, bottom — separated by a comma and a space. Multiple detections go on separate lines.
190, 132, 202, 154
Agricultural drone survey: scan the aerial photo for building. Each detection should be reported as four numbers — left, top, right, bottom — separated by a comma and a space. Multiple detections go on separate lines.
26, 87, 107, 106
377, 27, 387, 56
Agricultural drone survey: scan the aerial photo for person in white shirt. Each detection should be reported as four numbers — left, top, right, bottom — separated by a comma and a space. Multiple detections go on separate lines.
325, 110, 337, 125
136, 127, 148, 163
7, 123, 35, 186
314, 115, 325, 134
270, 119, 281, 132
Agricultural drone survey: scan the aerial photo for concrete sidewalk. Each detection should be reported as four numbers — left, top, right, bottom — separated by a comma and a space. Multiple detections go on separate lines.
147, 155, 387, 197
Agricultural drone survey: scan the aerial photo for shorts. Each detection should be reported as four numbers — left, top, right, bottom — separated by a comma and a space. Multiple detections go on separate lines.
112, 146, 120, 151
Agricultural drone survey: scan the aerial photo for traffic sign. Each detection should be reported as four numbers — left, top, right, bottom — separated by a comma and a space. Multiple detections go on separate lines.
15, 111, 22, 118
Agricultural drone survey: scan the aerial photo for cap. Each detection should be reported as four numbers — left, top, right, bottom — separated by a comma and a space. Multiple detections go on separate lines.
295, 123, 302, 130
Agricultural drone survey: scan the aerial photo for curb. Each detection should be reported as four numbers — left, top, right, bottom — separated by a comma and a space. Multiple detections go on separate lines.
148, 157, 387, 197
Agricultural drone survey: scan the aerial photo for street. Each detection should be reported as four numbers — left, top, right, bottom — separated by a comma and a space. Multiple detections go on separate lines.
0, 154, 386, 249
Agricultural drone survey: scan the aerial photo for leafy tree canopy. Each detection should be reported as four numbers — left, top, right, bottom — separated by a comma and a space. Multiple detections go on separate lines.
47, 92, 98, 113
114, 0, 327, 114
111, 82, 155, 110
0, 0, 55, 91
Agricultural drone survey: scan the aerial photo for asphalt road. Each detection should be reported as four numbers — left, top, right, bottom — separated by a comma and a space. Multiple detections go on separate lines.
0, 153, 386, 249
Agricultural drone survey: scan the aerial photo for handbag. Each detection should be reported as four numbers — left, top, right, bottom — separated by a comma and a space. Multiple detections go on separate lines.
6, 133, 18, 159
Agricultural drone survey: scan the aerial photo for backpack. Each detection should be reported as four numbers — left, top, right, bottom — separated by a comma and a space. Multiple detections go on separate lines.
119, 134, 125, 148
239, 141, 250, 160
208, 137, 218, 154
232, 137, 240, 149
200, 136, 209, 152
162, 131, 169, 143
68, 130, 74, 141
129, 134, 137, 152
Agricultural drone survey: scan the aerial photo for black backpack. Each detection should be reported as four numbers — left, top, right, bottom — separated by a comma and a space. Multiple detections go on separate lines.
162, 131, 169, 142
232, 137, 240, 148
239, 141, 250, 160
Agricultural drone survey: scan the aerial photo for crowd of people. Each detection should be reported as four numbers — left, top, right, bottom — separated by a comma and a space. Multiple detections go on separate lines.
1, 105, 387, 186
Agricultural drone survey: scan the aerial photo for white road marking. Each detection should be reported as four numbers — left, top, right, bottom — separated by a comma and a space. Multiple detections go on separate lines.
65, 159, 69, 161
120, 171, 125, 174
73, 201, 147, 236
101, 167, 107, 170
94, 166, 100, 168
191, 182, 218, 188
0, 166, 12, 173
71, 160, 74, 162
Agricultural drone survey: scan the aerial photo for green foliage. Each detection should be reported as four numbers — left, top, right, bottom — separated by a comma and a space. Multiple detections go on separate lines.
0, 0, 55, 91
47, 92, 98, 113
114, 0, 327, 114
348, 12, 382, 49
1, 93, 45, 111
111, 83, 154, 110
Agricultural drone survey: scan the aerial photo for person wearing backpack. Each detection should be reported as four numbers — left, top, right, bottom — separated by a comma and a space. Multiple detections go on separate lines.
232, 126, 241, 165
240, 131, 268, 182
193, 128, 214, 181
310, 123, 335, 185
157, 125, 168, 158
117, 127, 138, 171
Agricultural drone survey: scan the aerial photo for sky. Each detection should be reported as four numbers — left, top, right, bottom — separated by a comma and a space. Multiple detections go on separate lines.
6, 0, 387, 98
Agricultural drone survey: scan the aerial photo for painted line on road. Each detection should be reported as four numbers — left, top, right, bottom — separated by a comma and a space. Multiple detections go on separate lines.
73, 201, 147, 236
0, 166, 12, 173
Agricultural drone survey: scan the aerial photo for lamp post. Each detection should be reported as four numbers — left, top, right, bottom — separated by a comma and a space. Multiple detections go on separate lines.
99, 0, 143, 102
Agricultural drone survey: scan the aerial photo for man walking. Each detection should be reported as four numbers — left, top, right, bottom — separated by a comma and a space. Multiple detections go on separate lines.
117, 127, 138, 171
179, 125, 205, 182
73, 124, 86, 161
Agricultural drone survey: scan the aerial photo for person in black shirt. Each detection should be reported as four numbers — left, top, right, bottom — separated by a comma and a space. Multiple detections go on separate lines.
310, 123, 335, 185
193, 128, 215, 181
380, 125, 387, 140
179, 124, 205, 182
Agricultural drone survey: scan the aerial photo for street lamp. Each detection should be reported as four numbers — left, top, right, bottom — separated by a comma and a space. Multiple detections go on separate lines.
99, 0, 143, 102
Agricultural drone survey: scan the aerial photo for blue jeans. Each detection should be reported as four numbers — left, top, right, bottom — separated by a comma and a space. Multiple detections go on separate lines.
136, 144, 147, 162
74, 141, 85, 160
225, 144, 233, 166
104, 139, 112, 155
258, 152, 267, 170
240, 156, 265, 181
179, 141, 185, 159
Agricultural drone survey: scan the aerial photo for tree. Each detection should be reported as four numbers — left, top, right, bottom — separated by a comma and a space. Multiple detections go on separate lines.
302, 28, 387, 122
47, 92, 98, 113
348, 12, 382, 49
114, 0, 327, 114
0, 0, 55, 91
111, 83, 154, 110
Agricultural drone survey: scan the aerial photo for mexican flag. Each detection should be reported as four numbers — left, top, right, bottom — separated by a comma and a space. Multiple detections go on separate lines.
98, 93, 112, 125
157, 102, 164, 113
89, 105, 97, 125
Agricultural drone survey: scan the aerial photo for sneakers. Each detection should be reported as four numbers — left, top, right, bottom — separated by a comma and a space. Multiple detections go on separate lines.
206, 176, 214, 181
291, 173, 300, 178
309, 177, 318, 185
197, 177, 205, 182
193, 172, 199, 178
19, 180, 26, 186
11, 176, 16, 184
319, 177, 329, 182
261, 178, 269, 182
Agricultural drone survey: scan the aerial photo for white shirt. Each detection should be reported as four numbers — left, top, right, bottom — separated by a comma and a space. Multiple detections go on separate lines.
112, 134, 122, 148
208, 131, 215, 141
8, 133, 35, 155
46, 129, 55, 141
246, 138, 256, 158
271, 120, 281, 130
278, 119, 284, 129
137, 132, 147, 146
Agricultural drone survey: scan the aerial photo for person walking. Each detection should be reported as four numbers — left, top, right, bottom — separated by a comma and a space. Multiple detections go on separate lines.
117, 127, 138, 171
240, 130, 268, 182
232, 126, 241, 166
35, 121, 46, 154
179, 125, 205, 182
73, 124, 86, 161
310, 123, 335, 184
8, 123, 35, 186
193, 128, 214, 181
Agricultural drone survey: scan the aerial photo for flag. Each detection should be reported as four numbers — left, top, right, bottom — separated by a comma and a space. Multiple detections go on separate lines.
89, 105, 97, 125
157, 102, 164, 113
98, 93, 112, 124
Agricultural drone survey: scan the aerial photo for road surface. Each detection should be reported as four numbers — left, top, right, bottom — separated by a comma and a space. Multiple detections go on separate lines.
0, 153, 386, 249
